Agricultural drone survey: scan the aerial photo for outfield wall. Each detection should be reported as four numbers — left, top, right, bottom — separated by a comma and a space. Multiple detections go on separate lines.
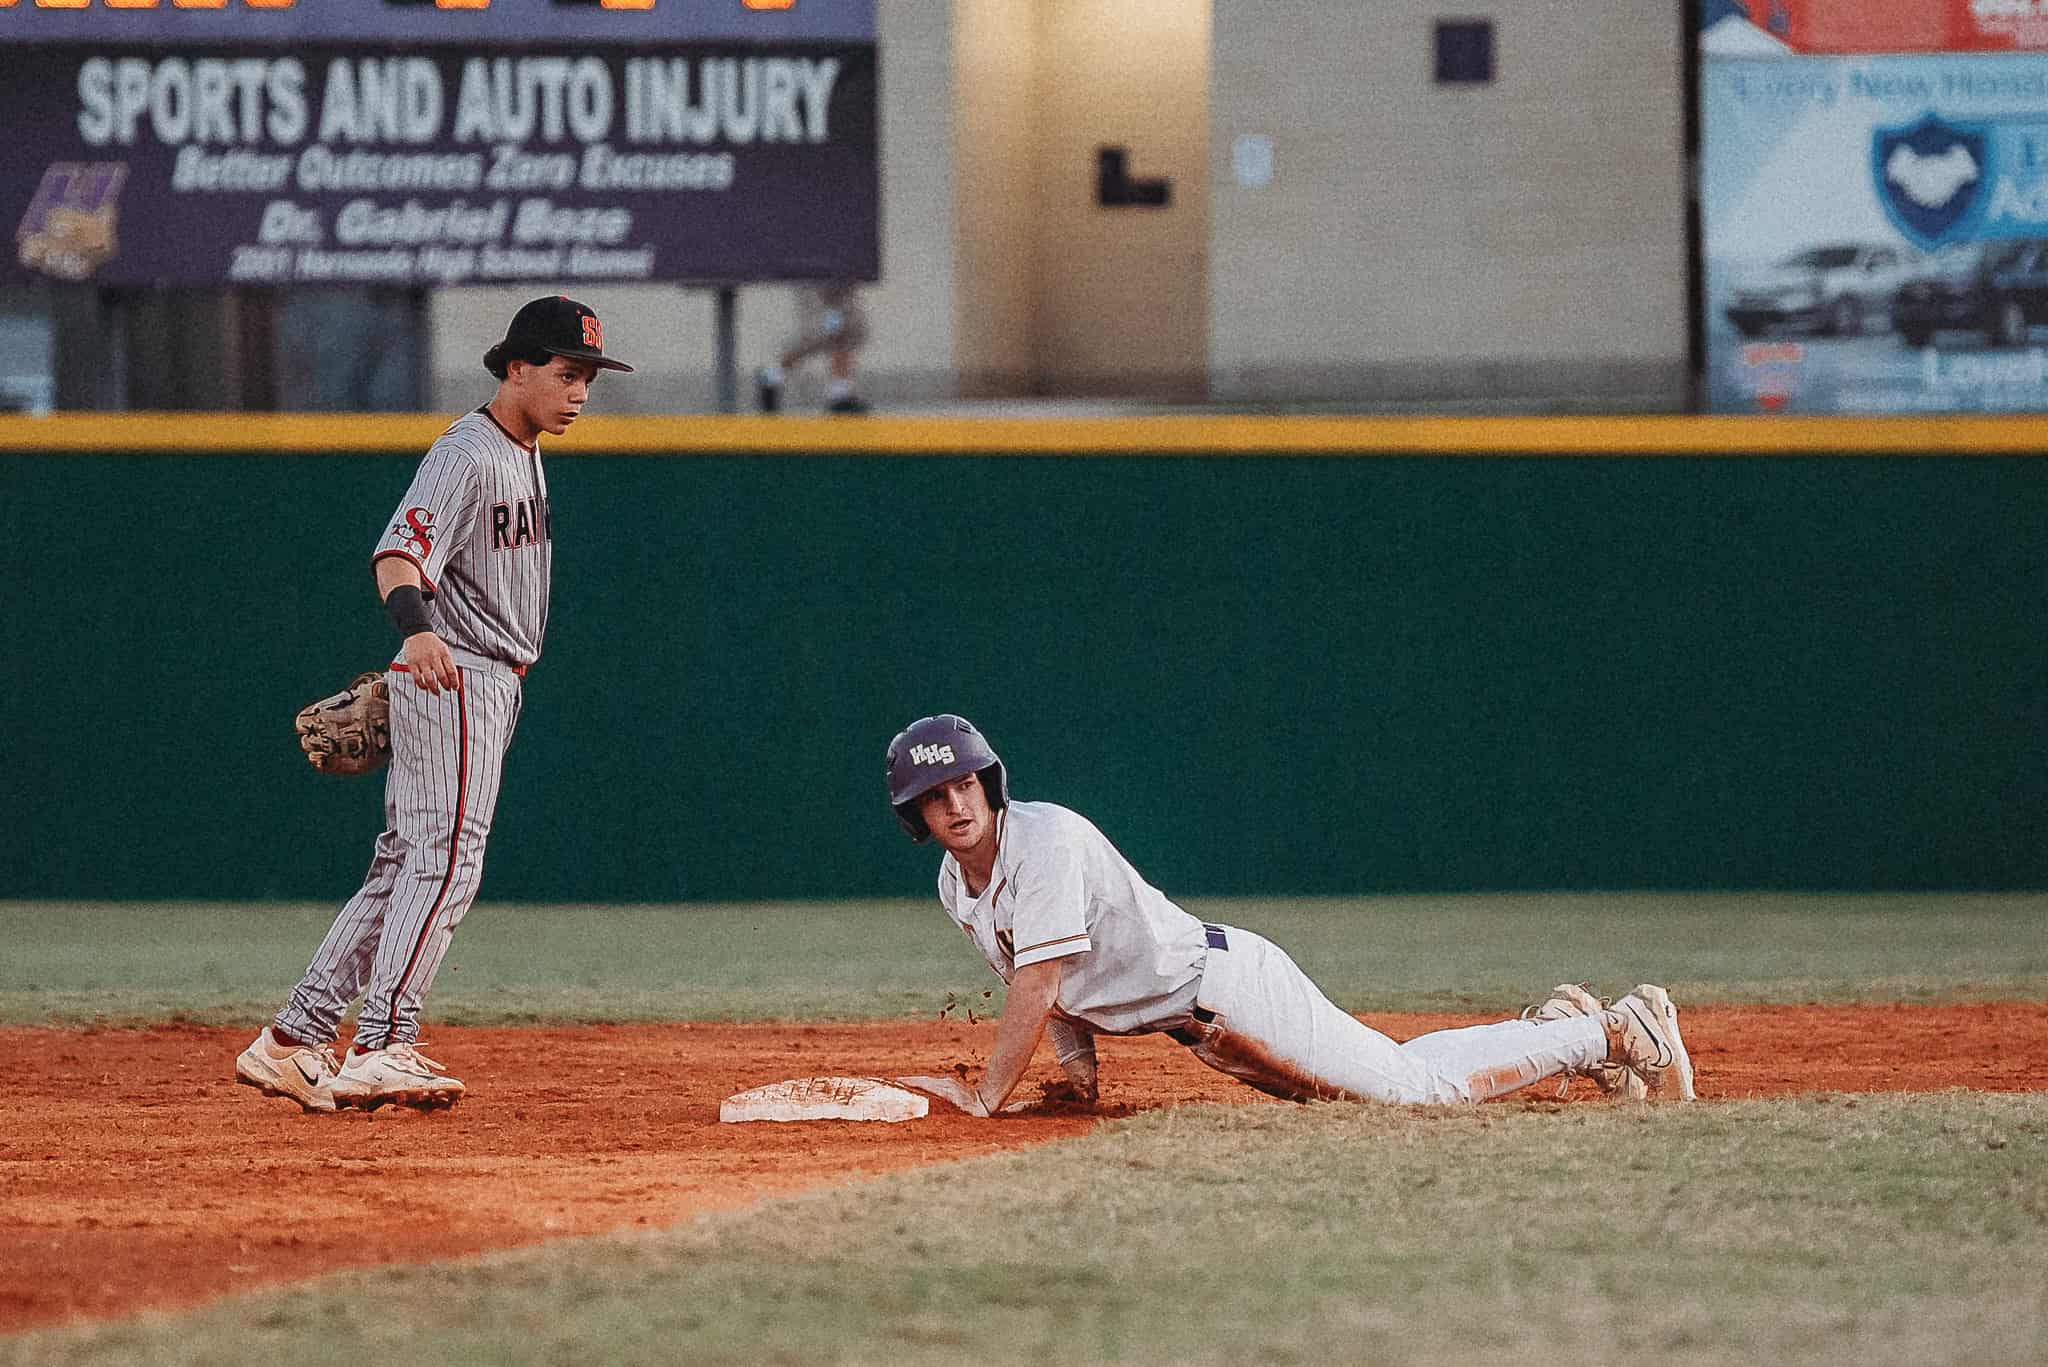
4, 416, 2044, 901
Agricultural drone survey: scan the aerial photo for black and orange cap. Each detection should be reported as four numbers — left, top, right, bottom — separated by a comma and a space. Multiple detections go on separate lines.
486, 295, 633, 375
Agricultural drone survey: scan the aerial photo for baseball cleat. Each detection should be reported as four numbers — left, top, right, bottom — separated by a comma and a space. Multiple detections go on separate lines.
331, 1042, 466, 1110
1603, 984, 1698, 1100
1523, 983, 1647, 1099
235, 1027, 342, 1113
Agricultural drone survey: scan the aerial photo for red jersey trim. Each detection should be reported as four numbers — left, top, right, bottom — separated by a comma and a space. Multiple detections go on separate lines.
371, 548, 439, 597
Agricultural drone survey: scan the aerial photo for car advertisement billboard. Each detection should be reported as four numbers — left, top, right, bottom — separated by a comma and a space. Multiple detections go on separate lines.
1703, 0, 2048, 55
1702, 53, 2048, 413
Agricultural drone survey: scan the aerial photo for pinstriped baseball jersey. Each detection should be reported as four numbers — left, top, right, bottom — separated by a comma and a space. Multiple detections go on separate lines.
255, 297, 633, 1103
275, 408, 546, 1058
938, 801, 1206, 1036
372, 409, 552, 667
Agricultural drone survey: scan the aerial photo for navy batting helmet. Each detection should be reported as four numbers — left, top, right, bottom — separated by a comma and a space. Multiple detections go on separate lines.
886, 714, 1008, 841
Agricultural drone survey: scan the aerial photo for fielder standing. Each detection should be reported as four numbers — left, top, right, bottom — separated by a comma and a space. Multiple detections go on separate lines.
236, 296, 631, 1112
885, 715, 1697, 1116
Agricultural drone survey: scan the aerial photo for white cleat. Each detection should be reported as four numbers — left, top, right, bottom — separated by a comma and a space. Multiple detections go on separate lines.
1604, 984, 1698, 1101
332, 1041, 466, 1111
1524, 983, 1648, 1099
234, 1027, 342, 1113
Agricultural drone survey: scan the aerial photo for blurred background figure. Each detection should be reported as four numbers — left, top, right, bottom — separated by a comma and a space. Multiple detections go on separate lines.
756, 282, 871, 415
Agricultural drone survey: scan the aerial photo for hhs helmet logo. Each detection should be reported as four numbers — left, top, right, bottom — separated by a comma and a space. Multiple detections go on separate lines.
1874, 115, 1987, 250
909, 743, 956, 765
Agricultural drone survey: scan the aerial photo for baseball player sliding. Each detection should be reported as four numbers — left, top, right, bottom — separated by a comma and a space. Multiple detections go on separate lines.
886, 715, 1697, 1116
237, 296, 632, 1113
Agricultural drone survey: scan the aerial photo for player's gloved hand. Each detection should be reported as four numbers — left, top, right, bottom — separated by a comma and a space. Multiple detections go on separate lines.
293, 671, 392, 777
403, 630, 461, 694
1058, 1050, 1099, 1105
1039, 1077, 1098, 1109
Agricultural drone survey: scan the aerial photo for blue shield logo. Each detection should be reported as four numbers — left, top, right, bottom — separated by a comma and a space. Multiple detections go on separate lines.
1874, 115, 1989, 250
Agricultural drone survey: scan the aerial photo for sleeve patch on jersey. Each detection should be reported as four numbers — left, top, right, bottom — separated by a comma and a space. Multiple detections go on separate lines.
393, 507, 435, 558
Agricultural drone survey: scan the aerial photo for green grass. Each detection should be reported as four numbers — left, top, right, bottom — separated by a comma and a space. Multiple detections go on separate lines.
4, 893, 2047, 1026
11, 1092, 2045, 1366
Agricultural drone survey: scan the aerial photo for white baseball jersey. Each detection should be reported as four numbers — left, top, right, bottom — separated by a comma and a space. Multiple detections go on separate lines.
937, 801, 1206, 1036
938, 798, 1614, 1107
371, 409, 552, 667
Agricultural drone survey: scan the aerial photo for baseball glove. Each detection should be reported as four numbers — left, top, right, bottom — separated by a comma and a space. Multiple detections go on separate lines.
294, 671, 391, 776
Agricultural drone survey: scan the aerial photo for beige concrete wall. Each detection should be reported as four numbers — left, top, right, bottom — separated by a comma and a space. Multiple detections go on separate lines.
867, 0, 960, 403
953, 0, 1039, 396
425, 2, 1687, 411
1208, 2, 1688, 405
430, 0, 957, 414
1031, 0, 1210, 394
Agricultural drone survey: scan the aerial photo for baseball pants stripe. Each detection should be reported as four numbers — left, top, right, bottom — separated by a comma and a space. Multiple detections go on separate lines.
388, 674, 470, 1010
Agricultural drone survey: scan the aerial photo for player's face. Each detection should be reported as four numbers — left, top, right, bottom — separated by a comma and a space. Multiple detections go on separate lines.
917, 772, 994, 856
513, 356, 599, 436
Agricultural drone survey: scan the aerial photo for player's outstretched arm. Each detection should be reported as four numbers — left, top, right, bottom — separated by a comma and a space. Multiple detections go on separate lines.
974, 958, 1063, 1116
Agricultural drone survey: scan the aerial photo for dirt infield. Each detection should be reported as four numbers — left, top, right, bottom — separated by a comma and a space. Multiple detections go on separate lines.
3, 1002, 2045, 1333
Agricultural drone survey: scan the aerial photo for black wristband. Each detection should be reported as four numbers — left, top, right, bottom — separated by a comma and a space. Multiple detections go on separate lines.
384, 583, 433, 638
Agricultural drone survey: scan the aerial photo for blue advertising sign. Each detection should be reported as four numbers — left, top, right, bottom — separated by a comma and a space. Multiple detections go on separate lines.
1703, 54, 2048, 412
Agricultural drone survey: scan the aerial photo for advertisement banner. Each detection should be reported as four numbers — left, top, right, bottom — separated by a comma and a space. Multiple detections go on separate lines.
1953, 0, 2048, 49
1, 44, 878, 287
2, 0, 874, 46
1703, 54, 2048, 413
1706, 0, 2048, 55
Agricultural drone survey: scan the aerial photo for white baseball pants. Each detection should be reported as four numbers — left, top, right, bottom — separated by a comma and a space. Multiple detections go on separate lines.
1180, 926, 1608, 1104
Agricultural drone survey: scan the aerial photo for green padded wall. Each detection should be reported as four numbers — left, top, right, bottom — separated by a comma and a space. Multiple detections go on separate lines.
4, 450, 2043, 900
